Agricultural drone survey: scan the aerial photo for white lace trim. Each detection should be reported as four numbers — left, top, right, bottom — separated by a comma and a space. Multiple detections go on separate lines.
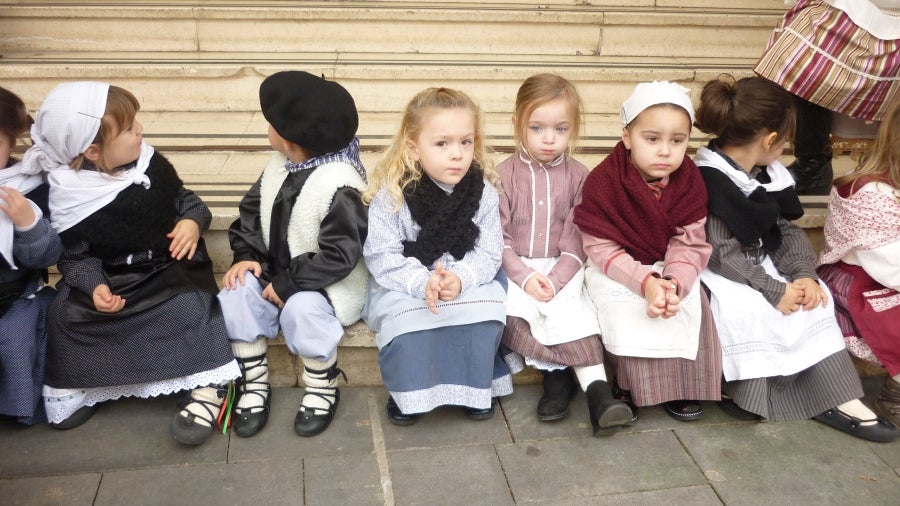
42, 360, 240, 424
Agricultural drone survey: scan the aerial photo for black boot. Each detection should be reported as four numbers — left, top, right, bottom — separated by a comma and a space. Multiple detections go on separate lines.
585, 381, 633, 437
876, 377, 900, 429
788, 97, 833, 195
537, 368, 576, 421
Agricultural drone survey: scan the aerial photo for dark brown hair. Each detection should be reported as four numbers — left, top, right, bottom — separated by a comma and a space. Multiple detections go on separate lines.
0, 86, 32, 147
694, 75, 796, 148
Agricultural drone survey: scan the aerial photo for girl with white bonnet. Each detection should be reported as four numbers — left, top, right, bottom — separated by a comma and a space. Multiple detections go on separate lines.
574, 81, 723, 423
24, 81, 239, 445
0, 86, 62, 425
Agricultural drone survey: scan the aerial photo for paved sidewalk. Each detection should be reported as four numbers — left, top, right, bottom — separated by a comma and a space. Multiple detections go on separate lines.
1, 378, 898, 505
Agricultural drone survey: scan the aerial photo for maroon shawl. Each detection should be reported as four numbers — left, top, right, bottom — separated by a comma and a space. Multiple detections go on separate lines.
573, 141, 707, 264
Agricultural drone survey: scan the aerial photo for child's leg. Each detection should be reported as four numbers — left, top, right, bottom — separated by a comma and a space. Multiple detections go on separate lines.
574, 363, 634, 437
279, 291, 345, 437
215, 272, 281, 438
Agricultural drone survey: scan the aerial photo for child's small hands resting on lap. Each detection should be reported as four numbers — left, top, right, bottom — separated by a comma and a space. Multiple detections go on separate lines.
166, 218, 201, 260
524, 273, 554, 303
92, 284, 126, 313
643, 276, 681, 319
775, 277, 828, 315
222, 260, 263, 290
425, 263, 462, 314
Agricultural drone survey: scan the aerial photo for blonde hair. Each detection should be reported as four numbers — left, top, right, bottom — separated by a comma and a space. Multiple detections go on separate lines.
363, 87, 498, 206
833, 99, 900, 191
71, 85, 141, 173
512, 74, 583, 151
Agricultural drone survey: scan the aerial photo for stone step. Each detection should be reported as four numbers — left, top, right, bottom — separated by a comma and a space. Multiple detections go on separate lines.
2, 52, 761, 115
2, 1, 783, 57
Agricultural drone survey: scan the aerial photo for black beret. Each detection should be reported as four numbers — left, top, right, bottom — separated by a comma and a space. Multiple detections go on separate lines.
259, 71, 359, 155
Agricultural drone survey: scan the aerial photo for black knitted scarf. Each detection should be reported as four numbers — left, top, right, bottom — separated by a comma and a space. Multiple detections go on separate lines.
402, 165, 484, 266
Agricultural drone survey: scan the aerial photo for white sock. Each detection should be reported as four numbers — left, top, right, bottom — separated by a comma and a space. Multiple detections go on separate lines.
574, 363, 608, 392
892, 374, 900, 382
181, 386, 224, 428
301, 355, 338, 413
837, 398, 878, 426
232, 340, 269, 412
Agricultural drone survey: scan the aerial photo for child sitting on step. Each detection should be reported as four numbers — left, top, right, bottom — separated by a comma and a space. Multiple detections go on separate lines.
575, 81, 723, 423
817, 98, 900, 430
27, 82, 239, 444
218, 71, 369, 438
694, 75, 896, 442
0, 86, 62, 425
497, 74, 632, 435
362, 87, 513, 425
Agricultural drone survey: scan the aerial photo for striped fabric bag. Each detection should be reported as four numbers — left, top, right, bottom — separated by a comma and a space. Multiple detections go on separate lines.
754, 0, 899, 122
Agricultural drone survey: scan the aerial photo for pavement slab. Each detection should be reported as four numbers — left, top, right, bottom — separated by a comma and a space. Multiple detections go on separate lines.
95, 460, 304, 506
535, 485, 723, 505
304, 451, 384, 505
0, 473, 101, 506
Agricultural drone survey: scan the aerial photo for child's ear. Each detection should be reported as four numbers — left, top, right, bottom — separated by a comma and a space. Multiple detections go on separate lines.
83, 144, 101, 162
406, 139, 419, 161
763, 131, 779, 151
621, 127, 632, 150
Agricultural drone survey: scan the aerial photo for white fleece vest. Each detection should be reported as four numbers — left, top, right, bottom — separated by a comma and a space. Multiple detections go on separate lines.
259, 152, 368, 325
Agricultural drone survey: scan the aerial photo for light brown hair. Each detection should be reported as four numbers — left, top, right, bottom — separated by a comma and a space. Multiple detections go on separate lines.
71, 85, 141, 173
512, 74, 583, 151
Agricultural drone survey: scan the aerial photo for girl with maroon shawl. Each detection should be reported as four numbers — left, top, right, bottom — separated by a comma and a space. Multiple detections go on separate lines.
575, 81, 722, 423
817, 99, 900, 429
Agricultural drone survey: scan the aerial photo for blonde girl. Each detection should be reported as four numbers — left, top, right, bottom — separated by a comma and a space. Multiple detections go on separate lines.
817, 98, 900, 429
362, 87, 512, 425
497, 74, 632, 436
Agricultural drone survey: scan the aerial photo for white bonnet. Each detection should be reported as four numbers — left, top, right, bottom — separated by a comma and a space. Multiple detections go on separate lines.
20, 81, 110, 175
620, 81, 695, 126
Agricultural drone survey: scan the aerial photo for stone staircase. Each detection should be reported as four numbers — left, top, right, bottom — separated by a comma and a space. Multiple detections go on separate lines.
6, 0, 869, 386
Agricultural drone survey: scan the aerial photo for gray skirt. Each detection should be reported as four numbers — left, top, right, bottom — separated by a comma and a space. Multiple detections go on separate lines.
724, 350, 864, 422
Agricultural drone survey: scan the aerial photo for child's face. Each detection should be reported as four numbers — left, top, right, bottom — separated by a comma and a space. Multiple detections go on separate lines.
523, 98, 573, 164
0, 133, 12, 168
622, 105, 690, 181
408, 107, 476, 186
99, 117, 143, 170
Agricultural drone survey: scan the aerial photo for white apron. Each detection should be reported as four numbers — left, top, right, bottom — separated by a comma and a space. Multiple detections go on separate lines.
584, 260, 702, 360
700, 256, 845, 381
506, 256, 600, 346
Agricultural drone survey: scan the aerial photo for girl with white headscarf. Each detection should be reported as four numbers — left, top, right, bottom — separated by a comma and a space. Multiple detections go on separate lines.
0, 86, 62, 425
26, 82, 239, 445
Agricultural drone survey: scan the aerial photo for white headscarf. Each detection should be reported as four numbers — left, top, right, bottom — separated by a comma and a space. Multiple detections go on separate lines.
621, 81, 696, 126
19, 81, 152, 233
0, 162, 45, 269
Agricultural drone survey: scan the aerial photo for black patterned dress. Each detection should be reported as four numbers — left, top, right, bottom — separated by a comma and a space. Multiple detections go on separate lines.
42, 152, 238, 423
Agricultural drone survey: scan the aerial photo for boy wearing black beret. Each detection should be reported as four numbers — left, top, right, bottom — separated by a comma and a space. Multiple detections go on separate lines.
218, 71, 368, 438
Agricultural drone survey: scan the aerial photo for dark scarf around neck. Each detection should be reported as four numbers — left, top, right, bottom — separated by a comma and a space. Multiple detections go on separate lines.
402, 165, 484, 266
697, 143, 803, 251
573, 141, 707, 264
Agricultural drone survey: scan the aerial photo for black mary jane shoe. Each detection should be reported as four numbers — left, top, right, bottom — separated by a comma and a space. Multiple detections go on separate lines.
664, 400, 704, 422
813, 408, 899, 443
386, 396, 418, 426
49, 405, 97, 430
294, 389, 340, 437
718, 397, 760, 421
466, 402, 495, 421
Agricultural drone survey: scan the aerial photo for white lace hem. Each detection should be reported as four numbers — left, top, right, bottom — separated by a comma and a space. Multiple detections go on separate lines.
42, 360, 240, 424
